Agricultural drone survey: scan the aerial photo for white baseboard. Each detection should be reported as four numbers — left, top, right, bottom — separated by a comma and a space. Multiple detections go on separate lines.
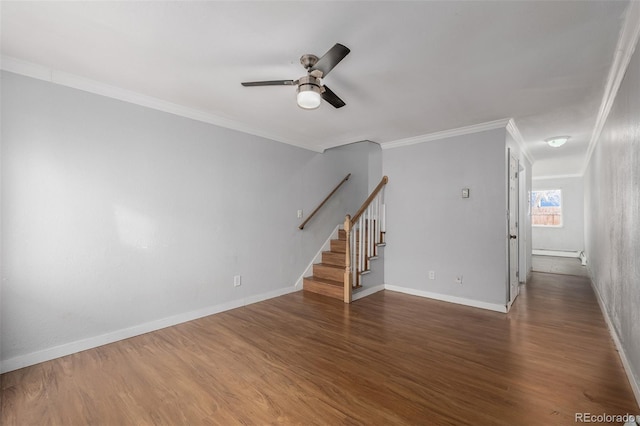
0, 284, 298, 374
294, 225, 340, 288
384, 284, 507, 313
590, 280, 640, 408
352, 284, 385, 301
2, 226, 346, 373
532, 249, 581, 258
2, 225, 343, 373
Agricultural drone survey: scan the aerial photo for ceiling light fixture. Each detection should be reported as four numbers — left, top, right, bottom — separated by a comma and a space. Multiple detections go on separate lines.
546, 136, 570, 148
296, 75, 322, 110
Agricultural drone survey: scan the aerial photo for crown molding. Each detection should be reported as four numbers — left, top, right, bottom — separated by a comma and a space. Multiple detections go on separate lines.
380, 117, 535, 167
380, 118, 511, 150
319, 137, 380, 152
506, 118, 535, 165
582, 0, 640, 175
0, 55, 324, 153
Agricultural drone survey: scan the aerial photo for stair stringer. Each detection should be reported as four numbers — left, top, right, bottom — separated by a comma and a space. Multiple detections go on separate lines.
352, 244, 385, 300
294, 225, 341, 289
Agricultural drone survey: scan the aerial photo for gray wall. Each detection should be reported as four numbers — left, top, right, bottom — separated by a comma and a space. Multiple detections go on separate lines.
382, 128, 509, 306
321, 141, 385, 291
367, 144, 383, 192
584, 41, 640, 401
0, 73, 3, 365
532, 176, 585, 252
302, 140, 380, 240
0, 72, 374, 367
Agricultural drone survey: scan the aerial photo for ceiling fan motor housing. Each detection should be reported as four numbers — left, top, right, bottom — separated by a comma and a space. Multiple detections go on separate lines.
297, 75, 321, 92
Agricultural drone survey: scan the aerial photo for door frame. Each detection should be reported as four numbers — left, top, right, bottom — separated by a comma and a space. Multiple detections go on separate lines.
507, 149, 520, 310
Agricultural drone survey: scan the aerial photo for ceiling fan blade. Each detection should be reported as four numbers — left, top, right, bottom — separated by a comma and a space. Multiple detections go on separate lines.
321, 85, 346, 109
241, 80, 296, 87
310, 43, 350, 77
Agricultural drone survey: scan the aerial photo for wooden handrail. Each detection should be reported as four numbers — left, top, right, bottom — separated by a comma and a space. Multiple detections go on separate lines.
298, 173, 351, 230
350, 176, 388, 225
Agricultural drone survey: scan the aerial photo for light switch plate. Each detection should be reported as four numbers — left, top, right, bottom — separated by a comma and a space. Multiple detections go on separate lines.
462, 188, 470, 198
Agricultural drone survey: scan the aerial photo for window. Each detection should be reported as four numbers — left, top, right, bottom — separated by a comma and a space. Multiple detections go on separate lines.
531, 189, 562, 226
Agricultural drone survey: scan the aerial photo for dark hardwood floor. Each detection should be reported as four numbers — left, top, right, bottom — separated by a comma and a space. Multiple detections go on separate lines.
2, 272, 638, 425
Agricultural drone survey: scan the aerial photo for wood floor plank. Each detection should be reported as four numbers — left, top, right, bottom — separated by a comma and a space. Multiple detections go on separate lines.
2, 272, 638, 425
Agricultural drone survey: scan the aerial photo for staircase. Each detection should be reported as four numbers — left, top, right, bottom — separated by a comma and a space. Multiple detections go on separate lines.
303, 229, 359, 300
300, 175, 388, 303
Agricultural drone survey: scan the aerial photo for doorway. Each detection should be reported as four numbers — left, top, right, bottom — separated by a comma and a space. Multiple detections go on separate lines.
508, 150, 519, 307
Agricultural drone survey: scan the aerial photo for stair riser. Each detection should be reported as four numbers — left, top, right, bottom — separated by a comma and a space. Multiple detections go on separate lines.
322, 251, 346, 267
303, 278, 343, 300
314, 265, 343, 281
330, 239, 346, 253
331, 240, 376, 254
340, 235, 381, 250
328, 245, 375, 260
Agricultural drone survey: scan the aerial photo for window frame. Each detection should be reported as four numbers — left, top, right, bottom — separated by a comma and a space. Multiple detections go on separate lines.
531, 189, 563, 228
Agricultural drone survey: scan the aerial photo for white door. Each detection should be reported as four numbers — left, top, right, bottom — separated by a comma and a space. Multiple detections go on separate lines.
508, 151, 520, 307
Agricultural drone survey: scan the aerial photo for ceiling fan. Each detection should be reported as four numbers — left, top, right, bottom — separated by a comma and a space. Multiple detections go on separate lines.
241, 43, 350, 110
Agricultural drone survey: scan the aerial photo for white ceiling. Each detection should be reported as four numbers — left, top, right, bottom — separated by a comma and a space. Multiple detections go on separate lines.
0, 1, 631, 176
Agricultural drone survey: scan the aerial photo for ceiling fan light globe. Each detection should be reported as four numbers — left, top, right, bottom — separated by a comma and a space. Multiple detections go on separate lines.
297, 85, 321, 110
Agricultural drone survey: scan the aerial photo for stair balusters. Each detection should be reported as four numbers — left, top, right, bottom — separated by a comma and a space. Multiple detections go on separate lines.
343, 176, 388, 303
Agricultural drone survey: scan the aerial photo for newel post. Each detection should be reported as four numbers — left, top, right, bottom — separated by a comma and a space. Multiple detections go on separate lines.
343, 215, 352, 304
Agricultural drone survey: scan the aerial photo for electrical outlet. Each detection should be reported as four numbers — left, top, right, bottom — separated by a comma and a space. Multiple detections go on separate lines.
297, 209, 303, 219
455, 275, 463, 284
429, 271, 435, 280
234, 275, 241, 287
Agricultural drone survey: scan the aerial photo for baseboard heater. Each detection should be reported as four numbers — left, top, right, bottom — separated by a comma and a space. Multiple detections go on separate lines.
533, 249, 588, 266
533, 249, 580, 258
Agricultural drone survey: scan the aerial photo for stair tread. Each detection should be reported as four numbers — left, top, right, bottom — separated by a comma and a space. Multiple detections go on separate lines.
322, 251, 345, 257
316, 263, 343, 270
304, 276, 343, 287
